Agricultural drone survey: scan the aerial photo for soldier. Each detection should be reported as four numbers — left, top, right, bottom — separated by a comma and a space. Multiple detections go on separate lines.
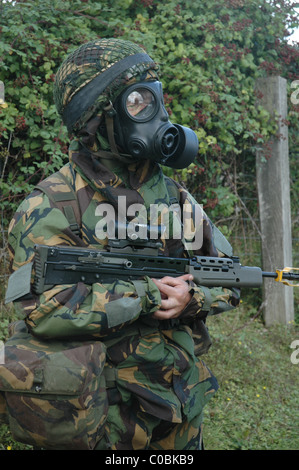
7, 38, 240, 450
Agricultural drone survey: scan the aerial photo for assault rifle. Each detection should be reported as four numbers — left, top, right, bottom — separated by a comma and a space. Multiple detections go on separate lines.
32, 238, 299, 295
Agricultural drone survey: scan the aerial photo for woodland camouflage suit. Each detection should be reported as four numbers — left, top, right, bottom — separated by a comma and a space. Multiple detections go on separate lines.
7, 39, 240, 450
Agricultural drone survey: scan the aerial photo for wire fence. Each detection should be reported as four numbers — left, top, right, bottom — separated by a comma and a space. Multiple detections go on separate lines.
1, 198, 298, 325
0, 152, 298, 309
1, 213, 298, 276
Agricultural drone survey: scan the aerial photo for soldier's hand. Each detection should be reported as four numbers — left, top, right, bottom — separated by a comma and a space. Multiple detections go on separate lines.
151, 274, 193, 320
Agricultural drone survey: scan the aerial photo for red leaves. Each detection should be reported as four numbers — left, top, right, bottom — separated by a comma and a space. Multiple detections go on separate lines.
15, 116, 27, 132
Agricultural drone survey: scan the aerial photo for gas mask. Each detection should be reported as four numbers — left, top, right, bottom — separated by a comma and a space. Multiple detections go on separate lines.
112, 81, 199, 169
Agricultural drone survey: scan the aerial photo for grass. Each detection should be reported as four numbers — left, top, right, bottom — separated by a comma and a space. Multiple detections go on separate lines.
203, 302, 299, 450
0, 292, 298, 450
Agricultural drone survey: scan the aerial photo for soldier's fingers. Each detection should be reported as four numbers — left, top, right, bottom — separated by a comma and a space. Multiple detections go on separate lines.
152, 308, 180, 320
152, 280, 176, 296
153, 280, 190, 300
160, 297, 178, 310
154, 274, 193, 286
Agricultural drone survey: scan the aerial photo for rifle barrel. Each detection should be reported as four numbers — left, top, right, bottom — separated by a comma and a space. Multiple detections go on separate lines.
262, 272, 277, 279
262, 271, 299, 281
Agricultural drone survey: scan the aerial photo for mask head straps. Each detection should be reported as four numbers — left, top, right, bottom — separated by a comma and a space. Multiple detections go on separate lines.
103, 102, 119, 157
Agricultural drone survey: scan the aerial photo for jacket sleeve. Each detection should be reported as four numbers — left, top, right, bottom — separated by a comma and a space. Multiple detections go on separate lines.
174, 182, 241, 320
7, 191, 161, 340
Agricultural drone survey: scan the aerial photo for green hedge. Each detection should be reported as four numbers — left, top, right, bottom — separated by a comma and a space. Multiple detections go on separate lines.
0, 0, 298, 232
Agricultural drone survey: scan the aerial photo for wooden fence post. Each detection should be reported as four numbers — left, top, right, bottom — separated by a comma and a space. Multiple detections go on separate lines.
255, 76, 294, 326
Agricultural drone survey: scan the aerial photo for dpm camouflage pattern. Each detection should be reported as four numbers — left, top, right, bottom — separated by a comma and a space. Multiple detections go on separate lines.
5, 141, 240, 449
0, 320, 108, 450
98, 326, 216, 449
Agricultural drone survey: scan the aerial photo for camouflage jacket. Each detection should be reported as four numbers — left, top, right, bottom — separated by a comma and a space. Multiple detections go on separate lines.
7, 142, 240, 423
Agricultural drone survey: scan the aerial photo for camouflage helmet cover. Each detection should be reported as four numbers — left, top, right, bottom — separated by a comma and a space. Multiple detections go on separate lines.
53, 38, 159, 133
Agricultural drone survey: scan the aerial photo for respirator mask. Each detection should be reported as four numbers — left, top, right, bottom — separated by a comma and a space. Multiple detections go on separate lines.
112, 80, 199, 169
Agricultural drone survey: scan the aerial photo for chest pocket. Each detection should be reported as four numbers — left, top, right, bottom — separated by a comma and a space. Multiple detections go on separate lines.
35, 171, 81, 237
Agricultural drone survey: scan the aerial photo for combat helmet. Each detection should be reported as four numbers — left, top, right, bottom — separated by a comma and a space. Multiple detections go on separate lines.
53, 38, 159, 134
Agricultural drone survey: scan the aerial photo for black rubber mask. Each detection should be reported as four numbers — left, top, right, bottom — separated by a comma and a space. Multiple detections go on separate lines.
113, 81, 199, 169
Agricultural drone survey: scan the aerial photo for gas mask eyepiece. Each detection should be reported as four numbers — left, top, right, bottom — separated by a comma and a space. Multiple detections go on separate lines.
125, 87, 157, 121
113, 81, 198, 169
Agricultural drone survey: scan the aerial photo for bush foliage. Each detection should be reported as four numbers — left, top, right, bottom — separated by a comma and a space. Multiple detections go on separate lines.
0, 0, 298, 231
0, 0, 298, 451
